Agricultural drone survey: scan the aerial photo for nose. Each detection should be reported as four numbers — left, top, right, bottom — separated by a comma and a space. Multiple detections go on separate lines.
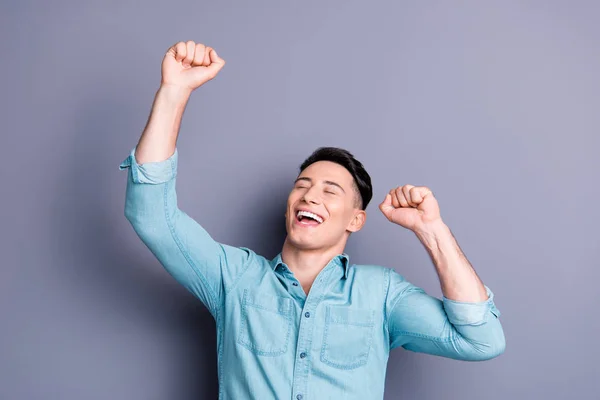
302, 186, 321, 205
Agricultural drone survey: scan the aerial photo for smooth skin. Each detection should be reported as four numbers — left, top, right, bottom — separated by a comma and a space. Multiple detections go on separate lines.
134, 40, 488, 302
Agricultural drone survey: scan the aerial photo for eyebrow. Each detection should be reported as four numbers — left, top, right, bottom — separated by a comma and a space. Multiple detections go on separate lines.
294, 177, 346, 193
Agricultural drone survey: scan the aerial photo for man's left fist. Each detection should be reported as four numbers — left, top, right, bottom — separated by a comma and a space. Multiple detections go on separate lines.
379, 185, 441, 231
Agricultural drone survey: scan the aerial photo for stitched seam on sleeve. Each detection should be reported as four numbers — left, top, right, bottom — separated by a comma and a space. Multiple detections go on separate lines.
388, 283, 423, 317
446, 314, 488, 326
387, 283, 447, 341
444, 299, 490, 326
169, 152, 176, 180
383, 268, 391, 328
162, 181, 220, 313
131, 157, 140, 183
224, 248, 252, 296
390, 330, 456, 343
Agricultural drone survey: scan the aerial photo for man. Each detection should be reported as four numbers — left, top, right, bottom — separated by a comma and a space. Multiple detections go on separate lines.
119, 40, 505, 400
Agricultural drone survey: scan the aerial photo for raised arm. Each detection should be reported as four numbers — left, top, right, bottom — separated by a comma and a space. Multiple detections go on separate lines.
385, 269, 504, 360
135, 40, 224, 163
380, 185, 505, 360
119, 41, 252, 318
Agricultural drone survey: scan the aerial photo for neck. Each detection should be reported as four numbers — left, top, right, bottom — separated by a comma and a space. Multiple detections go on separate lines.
280, 237, 346, 292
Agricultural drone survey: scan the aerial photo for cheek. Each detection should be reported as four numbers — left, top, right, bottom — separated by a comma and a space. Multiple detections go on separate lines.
286, 193, 299, 215
324, 201, 346, 220
286, 192, 296, 207
329, 199, 356, 221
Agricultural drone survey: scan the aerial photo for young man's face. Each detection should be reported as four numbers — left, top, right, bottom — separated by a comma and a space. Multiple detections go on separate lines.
285, 161, 366, 251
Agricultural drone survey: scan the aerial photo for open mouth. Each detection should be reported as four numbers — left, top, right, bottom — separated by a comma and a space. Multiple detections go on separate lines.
296, 210, 324, 226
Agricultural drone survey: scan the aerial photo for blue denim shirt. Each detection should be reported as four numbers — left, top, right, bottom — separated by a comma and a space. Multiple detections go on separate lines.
119, 147, 505, 400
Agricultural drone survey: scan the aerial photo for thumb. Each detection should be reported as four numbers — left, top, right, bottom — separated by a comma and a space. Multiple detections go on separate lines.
379, 193, 395, 219
206, 48, 225, 74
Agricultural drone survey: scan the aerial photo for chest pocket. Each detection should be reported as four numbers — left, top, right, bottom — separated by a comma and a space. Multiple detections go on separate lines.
237, 289, 292, 356
320, 306, 376, 370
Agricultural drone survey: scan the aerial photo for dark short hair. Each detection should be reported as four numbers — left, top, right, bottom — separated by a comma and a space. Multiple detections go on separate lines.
299, 147, 373, 210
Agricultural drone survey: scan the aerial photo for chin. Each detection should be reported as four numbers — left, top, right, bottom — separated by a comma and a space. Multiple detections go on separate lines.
285, 233, 324, 251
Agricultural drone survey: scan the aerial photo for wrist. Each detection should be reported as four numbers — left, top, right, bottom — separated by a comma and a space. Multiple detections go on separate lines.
157, 83, 192, 104
413, 218, 448, 241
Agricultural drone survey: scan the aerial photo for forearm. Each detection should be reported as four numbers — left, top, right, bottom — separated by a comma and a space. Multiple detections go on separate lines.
135, 84, 192, 164
414, 219, 488, 302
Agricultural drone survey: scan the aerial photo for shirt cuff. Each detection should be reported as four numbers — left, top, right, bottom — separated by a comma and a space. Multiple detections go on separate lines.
119, 146, 178, 184
442, 285, 501, 326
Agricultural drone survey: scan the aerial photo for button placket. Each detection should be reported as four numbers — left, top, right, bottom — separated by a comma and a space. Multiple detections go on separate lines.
292, 264, 336, 400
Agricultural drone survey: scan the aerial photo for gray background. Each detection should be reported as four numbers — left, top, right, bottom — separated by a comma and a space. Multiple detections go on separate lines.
1, 1, 598, 399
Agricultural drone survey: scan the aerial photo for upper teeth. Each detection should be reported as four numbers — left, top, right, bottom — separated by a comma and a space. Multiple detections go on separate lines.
297, 210, 324, 223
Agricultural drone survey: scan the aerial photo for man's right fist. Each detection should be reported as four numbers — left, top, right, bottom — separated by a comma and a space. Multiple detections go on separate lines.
161, 41, 225, 91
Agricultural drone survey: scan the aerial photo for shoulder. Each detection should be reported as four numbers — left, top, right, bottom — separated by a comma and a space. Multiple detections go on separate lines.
348, 263, 420, 302
346, 262, 388, 277
346, 263, 398, 295
347, 263, 410, 285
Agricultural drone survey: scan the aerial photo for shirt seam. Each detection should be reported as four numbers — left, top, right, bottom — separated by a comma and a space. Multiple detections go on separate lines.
223, 246, 253, 297
162, 179, 221, 315
386, 273, 452, 342
383, 268, 391, 329
386, 276, 424, 326
390, 330, 457, 343
216, 305, 224, 399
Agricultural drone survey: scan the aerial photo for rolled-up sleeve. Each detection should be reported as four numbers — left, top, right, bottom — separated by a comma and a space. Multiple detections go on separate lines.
119, 146, 178, 184
442, 286, 501, 325
119, 146, 253, 317
386, 269, 505, 361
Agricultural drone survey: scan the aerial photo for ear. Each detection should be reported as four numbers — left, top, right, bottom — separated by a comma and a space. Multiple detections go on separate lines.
347, 210, 367, 233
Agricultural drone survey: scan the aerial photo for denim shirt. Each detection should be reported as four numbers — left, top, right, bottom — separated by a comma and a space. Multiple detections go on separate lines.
119, 147, 505, 400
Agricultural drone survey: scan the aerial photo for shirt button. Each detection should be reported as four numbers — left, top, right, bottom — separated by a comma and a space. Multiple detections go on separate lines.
292, 282, 299, 286
304, 312, 310, 318
296, 395, 303, 400
300, 352, 306, 358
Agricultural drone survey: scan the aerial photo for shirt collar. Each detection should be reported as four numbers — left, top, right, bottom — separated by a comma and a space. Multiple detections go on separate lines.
270, 252, 350, 279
